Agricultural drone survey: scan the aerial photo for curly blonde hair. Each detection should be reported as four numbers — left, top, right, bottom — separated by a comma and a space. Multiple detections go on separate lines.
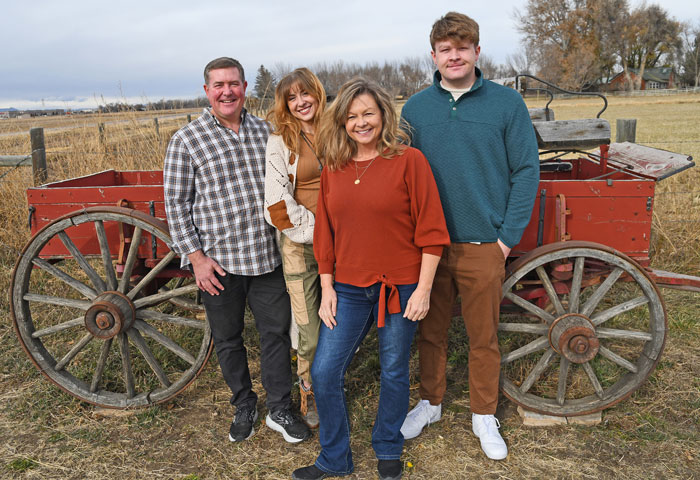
267, 68, 326, 155
317, 77, 409, 171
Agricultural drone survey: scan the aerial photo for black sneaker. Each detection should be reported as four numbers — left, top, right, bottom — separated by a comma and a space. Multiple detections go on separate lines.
291, 464, 333, 480
377, 459, 402, 480
265, 407, 311, 443
228, 404, 258, 442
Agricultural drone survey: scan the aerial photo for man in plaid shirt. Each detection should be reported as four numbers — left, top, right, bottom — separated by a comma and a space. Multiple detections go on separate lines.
164, 57, 310, 444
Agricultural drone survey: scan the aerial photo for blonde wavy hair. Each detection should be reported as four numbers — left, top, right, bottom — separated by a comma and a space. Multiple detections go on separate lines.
267, 68, 326, 155
317, 77, 409, 171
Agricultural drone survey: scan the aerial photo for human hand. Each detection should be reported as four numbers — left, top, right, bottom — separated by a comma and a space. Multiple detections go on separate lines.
188, 250, 226, 295
403, 286, 431, 321
319, 285, 337, 329
497, 239, 511, 260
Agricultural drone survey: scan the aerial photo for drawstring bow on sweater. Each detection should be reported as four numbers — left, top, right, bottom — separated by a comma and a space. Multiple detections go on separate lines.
377, 274, 401, 328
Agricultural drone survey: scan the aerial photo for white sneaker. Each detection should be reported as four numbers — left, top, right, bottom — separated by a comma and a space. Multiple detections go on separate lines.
400, 399, 441, 439
472, 414, 508, 460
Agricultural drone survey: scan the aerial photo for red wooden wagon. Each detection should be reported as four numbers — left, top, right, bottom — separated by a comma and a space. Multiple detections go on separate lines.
9, 80, 698, 415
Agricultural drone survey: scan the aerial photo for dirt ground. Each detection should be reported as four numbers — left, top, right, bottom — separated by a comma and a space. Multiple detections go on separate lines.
1, 287, 698, 479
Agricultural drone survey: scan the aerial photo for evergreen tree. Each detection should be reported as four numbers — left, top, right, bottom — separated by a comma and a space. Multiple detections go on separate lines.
254, 65, 275, 99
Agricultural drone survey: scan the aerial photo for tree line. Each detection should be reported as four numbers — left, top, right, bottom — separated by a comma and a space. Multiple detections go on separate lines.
514, 0, 700, 90
250, 1, 699, 97
99, 2, 700, 114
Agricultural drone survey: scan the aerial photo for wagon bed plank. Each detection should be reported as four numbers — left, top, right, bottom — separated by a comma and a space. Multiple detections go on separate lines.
528, 108, 555, 121
598, 142, 695, 180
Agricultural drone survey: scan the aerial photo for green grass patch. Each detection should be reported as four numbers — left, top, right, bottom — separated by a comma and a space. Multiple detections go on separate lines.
6, 458, 37, 473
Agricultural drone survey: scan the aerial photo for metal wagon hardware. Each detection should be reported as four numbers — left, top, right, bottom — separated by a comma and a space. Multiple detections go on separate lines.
9, 79, 698, 414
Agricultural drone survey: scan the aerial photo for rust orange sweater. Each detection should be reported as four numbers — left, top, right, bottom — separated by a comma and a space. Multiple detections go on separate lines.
313, 147, 450, 326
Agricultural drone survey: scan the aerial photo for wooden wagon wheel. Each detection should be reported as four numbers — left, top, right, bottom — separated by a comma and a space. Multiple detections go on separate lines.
10, 206, 213, 408
498, 241, 666, 416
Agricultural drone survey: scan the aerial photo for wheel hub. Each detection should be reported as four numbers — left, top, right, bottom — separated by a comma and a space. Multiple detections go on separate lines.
548, 313, 599, 363
84, 291, 135, 339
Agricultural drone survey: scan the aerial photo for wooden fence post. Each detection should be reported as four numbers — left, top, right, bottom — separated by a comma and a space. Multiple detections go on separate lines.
616, 119, 637, 143
30, 127, 47, 186
187, 114, 192, 123
153, 118, 160, 138
98, 123, 105, 149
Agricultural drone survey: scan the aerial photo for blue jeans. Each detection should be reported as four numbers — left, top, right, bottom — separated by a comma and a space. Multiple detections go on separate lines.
311, 281, 418, 475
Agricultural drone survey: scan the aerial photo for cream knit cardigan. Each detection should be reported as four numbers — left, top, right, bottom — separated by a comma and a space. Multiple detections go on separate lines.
263, 134, 316, 244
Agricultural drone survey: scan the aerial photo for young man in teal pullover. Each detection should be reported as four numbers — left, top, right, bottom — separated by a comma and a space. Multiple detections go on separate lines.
400, 12, 539, 460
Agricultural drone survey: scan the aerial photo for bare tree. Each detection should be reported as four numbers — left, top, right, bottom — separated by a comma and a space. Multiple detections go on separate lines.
627, 3, 682, 90
506, 49, 535, 75
477, 53, 500, 79
679, 19, 700, 87
515, 0, 605, 89
271, 62, 294, 82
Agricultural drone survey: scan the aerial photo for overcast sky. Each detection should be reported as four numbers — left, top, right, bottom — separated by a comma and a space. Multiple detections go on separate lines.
2, 0, 699, 110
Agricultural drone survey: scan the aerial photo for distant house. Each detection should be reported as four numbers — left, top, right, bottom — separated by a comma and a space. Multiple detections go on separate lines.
608, 67, 675, 91
0, 107, 20, 119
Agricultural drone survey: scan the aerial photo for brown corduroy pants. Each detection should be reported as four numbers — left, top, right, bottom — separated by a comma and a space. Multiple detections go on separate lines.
417, 242, 505, 414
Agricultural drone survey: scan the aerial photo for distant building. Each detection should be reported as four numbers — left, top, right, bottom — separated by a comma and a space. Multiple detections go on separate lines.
0, 107, 20, 119
608, 67, 675, 91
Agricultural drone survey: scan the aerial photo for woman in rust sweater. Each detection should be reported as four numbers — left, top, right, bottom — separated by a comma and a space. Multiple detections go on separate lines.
291, 78, 450, 480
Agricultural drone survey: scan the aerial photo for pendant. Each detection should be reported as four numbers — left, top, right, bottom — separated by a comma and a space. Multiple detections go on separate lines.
354, 179, 360, 184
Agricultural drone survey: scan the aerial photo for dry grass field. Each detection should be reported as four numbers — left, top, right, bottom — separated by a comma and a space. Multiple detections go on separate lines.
0, 94, 698, 479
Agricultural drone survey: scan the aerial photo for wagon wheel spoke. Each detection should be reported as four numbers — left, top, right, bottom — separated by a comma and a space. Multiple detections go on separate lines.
32, 257, 97, 300
128, 250, 177, 300
118, 226, 143, 293
504, 292, 555, 324
23, 293, 91, 310
31, 317, 84, 338
580, 267, 624, 317
582, 361, 605, 399
90, 338, 113, 392
126, 329, 171, 388
500, 336, 549, 364
134, 283, 200, 310
95, 220, 118, 290
595, 328, 653, 341
598, 345, 638, 373
591, 296, 649, 326
58, 231, 106, 293
117, 333, 135, 398
54, 333, 93, 371
556, 356, 570, 405
134, 320, 196, 365
519, 348, 556, 394
568, 257, 585, 313
536, 266, 565, 316
136, 309, 205, 329
498, 323, 549, 335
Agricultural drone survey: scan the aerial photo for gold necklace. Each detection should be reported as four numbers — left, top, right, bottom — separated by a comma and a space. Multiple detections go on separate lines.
353, 157, 377, 184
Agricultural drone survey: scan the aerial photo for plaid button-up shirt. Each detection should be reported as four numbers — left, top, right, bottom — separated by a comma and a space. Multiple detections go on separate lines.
163, 108, 281, 276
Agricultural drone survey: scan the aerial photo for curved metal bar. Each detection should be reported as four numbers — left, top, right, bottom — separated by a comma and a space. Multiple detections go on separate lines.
515, 74, 608, 118
523, 87, 554, 111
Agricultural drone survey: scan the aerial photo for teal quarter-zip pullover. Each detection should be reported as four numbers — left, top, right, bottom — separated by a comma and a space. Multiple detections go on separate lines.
401, 69, 539, 248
